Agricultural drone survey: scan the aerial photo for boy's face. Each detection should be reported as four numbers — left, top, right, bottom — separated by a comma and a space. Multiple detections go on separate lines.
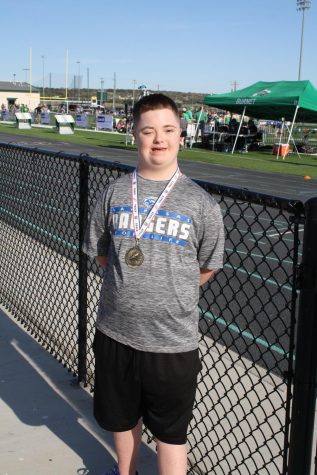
133, 108, 181, 175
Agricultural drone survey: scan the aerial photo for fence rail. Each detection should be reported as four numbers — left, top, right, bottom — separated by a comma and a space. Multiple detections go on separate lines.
0, 142, 316, 474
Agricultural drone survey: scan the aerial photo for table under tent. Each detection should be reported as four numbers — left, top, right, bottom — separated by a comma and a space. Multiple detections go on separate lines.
203, 80, 317, 157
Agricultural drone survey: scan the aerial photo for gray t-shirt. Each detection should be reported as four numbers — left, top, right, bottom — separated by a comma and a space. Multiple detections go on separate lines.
83, 172, 224, 353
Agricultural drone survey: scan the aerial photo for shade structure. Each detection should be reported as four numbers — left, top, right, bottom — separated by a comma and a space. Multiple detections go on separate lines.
203, 80, 317, 122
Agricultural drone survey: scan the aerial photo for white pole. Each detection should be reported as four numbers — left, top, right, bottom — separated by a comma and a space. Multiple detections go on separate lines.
65, 49, 69, 100
298, 7, 306, 80
113, 72, 116, 112
132, 79, 136, 108
212, 120, 215, 151
231, 107, 246, 154
285, 122, 302, 159
41, 55, 45, 97
283, 106, 299, 159
191, 107, 203, 148
29, 47, 32, 95
276, 118, 285, 160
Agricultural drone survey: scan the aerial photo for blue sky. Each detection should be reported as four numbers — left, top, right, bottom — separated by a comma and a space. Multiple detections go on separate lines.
1, 0, 316, 94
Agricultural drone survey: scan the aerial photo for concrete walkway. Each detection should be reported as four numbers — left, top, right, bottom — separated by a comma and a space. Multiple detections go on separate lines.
1, 303, 317, 475
0, 306, 157, 475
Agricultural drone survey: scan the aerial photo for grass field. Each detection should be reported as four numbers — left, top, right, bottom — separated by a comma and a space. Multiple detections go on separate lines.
1, 122, 317, 178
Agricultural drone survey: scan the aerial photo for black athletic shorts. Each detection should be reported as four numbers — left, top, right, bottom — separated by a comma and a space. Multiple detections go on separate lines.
93, 330, 202, 445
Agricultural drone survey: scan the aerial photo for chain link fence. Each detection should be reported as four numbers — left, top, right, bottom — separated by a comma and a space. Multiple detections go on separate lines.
0, 142, 316, 474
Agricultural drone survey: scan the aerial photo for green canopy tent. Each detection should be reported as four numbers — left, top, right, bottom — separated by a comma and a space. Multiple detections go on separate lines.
203, 80, 317, 154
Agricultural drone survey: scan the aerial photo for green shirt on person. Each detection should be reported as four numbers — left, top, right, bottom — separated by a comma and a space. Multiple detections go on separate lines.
194, 110, 207, 123
184, 110, 192, 123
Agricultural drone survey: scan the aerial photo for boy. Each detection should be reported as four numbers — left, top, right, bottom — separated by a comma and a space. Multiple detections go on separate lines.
83, 94, 225, 475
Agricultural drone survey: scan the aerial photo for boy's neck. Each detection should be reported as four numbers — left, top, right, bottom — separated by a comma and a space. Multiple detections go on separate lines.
137, 165, 179, 181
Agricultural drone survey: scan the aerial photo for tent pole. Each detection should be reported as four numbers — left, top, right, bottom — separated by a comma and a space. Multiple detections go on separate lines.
283, 105, 299, 160
212, 120, 215, 152
276, 118, 285, 160
231, 107, 246, 154
191, 107, 203, 149
284, 121, 301, 159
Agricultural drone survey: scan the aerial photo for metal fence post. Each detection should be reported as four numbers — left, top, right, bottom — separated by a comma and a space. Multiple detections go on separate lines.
288, 197, 317, 475
78, 159, 89, 384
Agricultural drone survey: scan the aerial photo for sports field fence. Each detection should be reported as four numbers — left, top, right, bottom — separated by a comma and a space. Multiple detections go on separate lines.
0, 142, 316, 475
1, 112, 317, 153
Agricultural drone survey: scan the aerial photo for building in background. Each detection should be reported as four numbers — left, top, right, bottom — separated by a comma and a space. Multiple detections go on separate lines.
0, 81, 40, 111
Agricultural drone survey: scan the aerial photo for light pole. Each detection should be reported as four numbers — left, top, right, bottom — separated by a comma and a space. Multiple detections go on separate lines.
41, 55, 45, 96
113, 72, 116, 112
132, 79, 137, 108
23, 68, 29, 84
297, 0, 311, 80
100, 77, 104, 105
76, 61, 81, 100
13, 73, 16, 84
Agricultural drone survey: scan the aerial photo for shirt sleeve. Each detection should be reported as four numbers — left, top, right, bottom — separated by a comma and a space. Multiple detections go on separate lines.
197, 194, 225, 270
82, 188, 111, 257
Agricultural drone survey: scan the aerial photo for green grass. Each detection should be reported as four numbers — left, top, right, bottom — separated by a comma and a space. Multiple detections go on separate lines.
180, 146, 317, 178
0, 123, 129, 149
1, 122, 317, 179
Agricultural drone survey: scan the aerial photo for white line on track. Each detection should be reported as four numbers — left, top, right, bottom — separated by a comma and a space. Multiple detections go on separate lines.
267, 228, 304, 238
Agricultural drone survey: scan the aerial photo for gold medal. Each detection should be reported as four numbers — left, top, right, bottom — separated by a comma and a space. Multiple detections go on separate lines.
125, 245, 144, 268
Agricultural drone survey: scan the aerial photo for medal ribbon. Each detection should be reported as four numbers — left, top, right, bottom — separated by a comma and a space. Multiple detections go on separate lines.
131, 168, 181, 241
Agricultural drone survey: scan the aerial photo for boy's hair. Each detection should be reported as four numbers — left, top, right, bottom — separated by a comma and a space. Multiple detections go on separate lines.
133, 93, 179, 126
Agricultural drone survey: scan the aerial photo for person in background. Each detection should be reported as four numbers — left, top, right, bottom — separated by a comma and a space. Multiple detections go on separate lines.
194, 107, 208, 140
179, 111, 188, 150
182, 107, 192, 124
247, 119, 258, 135
228, 117, 239, 134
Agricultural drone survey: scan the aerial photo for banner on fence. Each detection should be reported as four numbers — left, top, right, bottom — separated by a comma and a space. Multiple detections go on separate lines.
76, 114, 88, 128
40, 112, 50, 125
96, 114, 113, 130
